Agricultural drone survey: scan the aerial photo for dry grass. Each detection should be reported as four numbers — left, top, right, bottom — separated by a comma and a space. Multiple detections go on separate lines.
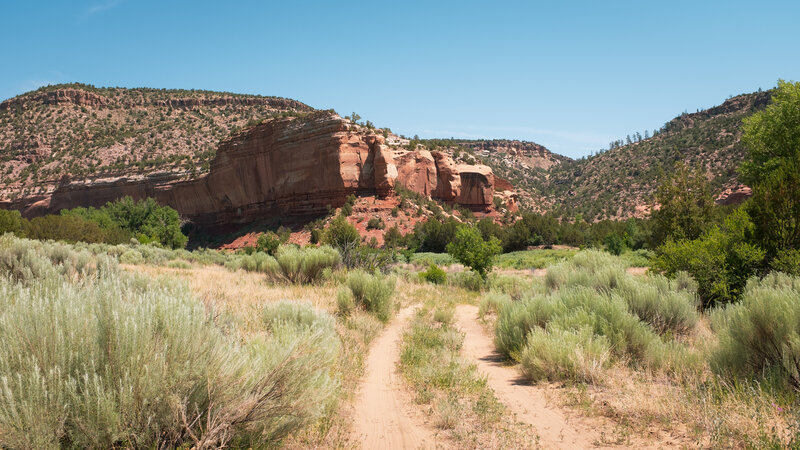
398, 284, 539, 449
124, 264, 380, 448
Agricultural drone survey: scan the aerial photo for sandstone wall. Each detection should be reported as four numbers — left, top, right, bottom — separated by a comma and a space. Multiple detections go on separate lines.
5, 112, 496, 228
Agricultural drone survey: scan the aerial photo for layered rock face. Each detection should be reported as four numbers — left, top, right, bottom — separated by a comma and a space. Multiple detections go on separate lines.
5, 112, 496, 228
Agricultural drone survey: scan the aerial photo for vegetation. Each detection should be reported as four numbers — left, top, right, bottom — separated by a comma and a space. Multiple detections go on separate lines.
0, 235, 339, 448
652, 80, 800, 306
446, 225, 502, 280
710, 273, 800, 388
343, 270, 396, 322
420, 263, 447, 284
494, 251, 699, 382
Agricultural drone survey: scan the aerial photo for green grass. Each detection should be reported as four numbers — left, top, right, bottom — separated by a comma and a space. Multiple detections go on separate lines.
398, 296, 533, 446
494, 248, 577, 270
408, 252, 456, 267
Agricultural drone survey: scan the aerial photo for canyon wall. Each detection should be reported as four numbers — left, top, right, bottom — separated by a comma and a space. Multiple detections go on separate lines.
4, 112, 495, 229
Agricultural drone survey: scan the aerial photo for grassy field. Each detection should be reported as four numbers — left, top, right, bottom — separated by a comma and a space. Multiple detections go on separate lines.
0, 235, 796, 448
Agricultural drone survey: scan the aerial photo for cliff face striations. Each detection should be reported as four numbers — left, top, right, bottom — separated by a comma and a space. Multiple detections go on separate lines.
5, 112, 496, 228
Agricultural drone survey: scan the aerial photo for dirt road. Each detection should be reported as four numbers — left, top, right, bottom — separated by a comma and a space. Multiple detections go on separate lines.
454, 304, 603, 449
352, 307, 443, 449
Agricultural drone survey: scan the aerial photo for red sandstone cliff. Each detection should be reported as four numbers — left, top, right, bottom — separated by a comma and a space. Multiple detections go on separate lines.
4, 112, 497, 228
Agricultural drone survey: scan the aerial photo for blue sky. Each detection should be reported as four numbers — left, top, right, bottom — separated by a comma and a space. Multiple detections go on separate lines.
1, 1, 798, 158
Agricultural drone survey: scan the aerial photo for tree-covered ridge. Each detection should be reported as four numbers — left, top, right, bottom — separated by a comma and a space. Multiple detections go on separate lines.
0, 84, 313, 200
540, 90, 772, 220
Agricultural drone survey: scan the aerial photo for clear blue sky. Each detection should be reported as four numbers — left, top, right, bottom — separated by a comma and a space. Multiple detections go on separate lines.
2, 1, 798, 158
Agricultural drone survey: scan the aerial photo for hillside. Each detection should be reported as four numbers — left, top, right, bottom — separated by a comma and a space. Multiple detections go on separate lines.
440, 90, 770, 220
0, 84, 772, 224
0, 83, 312, 200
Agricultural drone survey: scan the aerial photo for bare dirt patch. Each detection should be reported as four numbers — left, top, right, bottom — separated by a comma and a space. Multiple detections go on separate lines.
352, 306, 446, 449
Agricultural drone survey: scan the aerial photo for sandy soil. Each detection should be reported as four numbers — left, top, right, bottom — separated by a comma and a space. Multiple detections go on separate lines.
352, 307, 445, 449
454, 304, 607, 449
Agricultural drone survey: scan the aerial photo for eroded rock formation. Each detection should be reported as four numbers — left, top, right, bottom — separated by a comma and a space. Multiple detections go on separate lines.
4, 112, 497, 229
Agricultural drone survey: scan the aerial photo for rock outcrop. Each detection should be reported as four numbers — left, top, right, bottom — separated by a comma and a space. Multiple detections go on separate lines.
4, 112, 496, 229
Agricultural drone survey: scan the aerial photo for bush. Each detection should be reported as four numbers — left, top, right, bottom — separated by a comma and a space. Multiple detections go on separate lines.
447, 270, 485, 292
227, 246, 340, 284
492, 251, 699, 383
345, 270, 396, 322
0, 210, 24, 235
273, 245, 341, 284
323, 215, 360, 252
519, 327, 610, 383
420, 263, 447, 285
652, 209, 766, 307
366, 217, 385, 230
64, 196, 187, 248
541, 250, 699, 335
446, 226, 502, 280
710, 273, 800, 388
256, 231, 282, 255
0, 244, 340, 448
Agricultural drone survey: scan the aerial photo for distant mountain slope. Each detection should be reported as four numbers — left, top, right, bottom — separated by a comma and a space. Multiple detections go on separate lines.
541, 90, 771, 220
0, 83, 772, 222
0, 83, 312, 200
443, 90, 770, 220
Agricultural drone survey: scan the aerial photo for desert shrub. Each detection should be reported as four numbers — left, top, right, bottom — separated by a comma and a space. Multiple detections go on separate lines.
336, 286, 356, 316
273, 245, 341, 284
420, 263, 447, 284
494, 284, 694, 383
478, 291, 511, 318
256, 231, 282, 255
615, 274, 700, 335
433, 307, 455, 325
447, 270, 485, 291
710, 273, 800, 387
261, 300, 337, 336
542, 250, 699, 335
340, 244, 395, 272
0, 235, 109, 283
119, 248, 144, 264
0, 257, 339, 448
166, 259, 191, 269
518, 327, 610, 383
366, 217, 385, 230
345, 270, 396, 322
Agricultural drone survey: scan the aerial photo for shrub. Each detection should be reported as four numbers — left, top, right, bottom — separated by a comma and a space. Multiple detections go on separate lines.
337, 287, 355, 316
652, 209, 766, 306
0, 251, 339, 448
447, 270, 484, 292
518, 327, 610, 383
710, 273, 800, 387
478, 291, 512, 318
273, 245, 341, 284
493, 274, 696, 383
0, 210, 24, 235
64, 196, 187, 248
256, 231, 281, 255
446, 226, 502, 280
420, 263, 447, 284
323, 215, 360, 252
366, 217, 385, 230
345, 270, 396, 322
